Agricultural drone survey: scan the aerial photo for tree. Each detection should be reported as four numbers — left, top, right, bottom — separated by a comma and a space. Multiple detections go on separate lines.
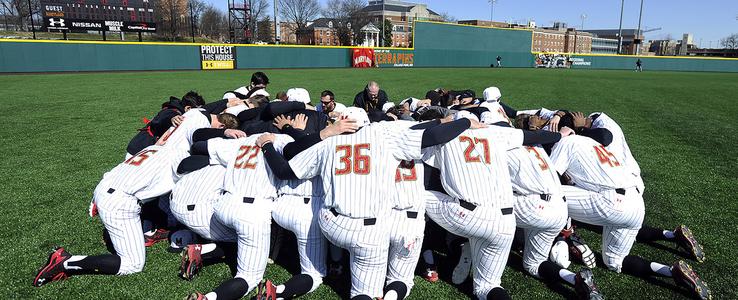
322, 0, 365, 46
1, 0, 40, 31
279, 0, 320, 42
200, 4, 228, 41
720, 33, 738, 49
256, 16, 272, 42
248, 0, 270, 42
439, 11, 456, 23
381, 18, 391, 47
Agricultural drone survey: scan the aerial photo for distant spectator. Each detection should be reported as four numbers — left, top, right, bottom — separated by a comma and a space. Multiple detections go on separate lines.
223, 71, 270, 100
353, 81, 389, 111
636, 59, 643, 72
317, 90, 346, 118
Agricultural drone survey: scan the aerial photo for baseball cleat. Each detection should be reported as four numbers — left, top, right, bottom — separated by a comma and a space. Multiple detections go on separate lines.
671, 260, 712, 300
451, 242, 472, 285
88, 201, 98, 218
179, 244, 203, 281
256, 279, 277, 300
574, 268, 604, 300
144, 228, 169, 247
184, 292, 207, 300
33, 247, 72, 287
423, 267, 439, 283
568, 232, 597, 269
674, 225, 705, 263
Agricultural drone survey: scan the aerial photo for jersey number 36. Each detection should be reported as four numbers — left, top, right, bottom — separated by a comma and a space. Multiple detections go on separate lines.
335, 144, 370, 175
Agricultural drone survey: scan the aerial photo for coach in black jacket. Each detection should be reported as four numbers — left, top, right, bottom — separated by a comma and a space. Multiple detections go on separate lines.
353, 81, 389, 111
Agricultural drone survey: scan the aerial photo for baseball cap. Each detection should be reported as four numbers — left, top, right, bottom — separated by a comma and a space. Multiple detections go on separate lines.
459, 90, 476, 100
382, 102, 395, 113
286, 88, 311, 104
399, 97, 421, 112
167, 229, 199, 253
340, 107, 371, 128
454, 110, 479, 122
483, 87, 502, 102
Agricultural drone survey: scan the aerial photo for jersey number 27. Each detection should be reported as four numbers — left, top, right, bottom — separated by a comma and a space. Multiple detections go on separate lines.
460, 136, 490, 164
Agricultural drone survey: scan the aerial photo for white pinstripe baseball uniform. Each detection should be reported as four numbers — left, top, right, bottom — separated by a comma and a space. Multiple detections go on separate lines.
386, 159, 428, 294
549, 135, 644, 272
422, 126, 523, 299
590, 112, 644, 194
170, 164, 236, 242
272, 174, 327, 293
288, 122, 424, 298
506, 146, 567, 277
94, 145, 181, 275
157, 109, 211, 153
207, 135, 292, 293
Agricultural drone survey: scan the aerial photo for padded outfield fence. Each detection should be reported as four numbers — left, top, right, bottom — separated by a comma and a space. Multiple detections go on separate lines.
1, 21, 737, 73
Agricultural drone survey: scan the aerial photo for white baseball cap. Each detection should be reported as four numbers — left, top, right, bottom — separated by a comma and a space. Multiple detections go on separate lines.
483, 87, 502, 102
454, 110, 479, 122
339, 107, 371, 128
382, 102, 395, 113
286, 88, 311, 104
399, 97, 421, 112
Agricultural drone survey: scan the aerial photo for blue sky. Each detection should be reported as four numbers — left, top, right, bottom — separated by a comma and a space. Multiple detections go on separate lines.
213, 0, 738, 47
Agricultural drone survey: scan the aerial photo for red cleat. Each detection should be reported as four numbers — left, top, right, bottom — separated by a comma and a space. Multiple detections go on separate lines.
179, 244, 203, 281
144, 228, 169, 247
33, 247, 72, 287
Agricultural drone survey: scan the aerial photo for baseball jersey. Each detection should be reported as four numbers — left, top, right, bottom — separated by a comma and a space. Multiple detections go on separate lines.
423, 126, 524, 208
171, 164, 227, 206
506, 146, 562, 196
479, 102, 512, 125
590, 112, 641, 176
158, 109, 211, 154
101, 145, 181, 200
208, 135, 292, 199
549, 135, 636, 191
288, 121, 424, 218
393, 160, 425, 210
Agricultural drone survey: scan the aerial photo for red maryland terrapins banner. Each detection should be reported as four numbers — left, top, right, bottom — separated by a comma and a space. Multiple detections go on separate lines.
352, 48, 375, 68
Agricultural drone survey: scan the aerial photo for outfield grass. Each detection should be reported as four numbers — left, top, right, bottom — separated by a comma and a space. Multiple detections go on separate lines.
1, 68, 737, 299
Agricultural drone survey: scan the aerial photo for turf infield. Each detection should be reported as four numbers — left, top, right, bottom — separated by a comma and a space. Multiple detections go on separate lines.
1, 68, 736, 299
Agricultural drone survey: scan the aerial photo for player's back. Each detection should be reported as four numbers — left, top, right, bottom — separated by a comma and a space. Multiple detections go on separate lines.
172, 164, 227, 204
393, 160, 425, 210
550, 135, 634, 191
425, 126, 523, 208
160, 109, 211, 153
506, 146, 562, 196
102, 145, 179, 200
590, 112, 640, 175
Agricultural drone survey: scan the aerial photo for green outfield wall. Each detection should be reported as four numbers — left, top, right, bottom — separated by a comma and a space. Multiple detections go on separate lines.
412, 22, 534, 68
2, 21, 738, 73
568, 54, 738, 72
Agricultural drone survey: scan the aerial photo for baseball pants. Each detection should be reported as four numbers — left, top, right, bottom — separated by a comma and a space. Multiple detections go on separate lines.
562, 186, 645, 272
426, 191, 515, 299
386, 207, 425, 293
513, 193, 568, 277
213, 192, 273, 292
93, 182, 145, 275
272, 195, 327, 292
170, 193, 236, 242
318, 207, 390, 298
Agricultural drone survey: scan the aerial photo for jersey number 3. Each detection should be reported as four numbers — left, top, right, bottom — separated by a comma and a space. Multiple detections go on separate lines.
460, 136, 490, 164
335, 144, 370, 175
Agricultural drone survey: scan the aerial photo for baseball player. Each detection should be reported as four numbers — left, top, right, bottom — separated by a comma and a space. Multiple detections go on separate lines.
421, 112, 565, 300
549, 133, 712, 300
33, 110, 242, 287
223, 71, 271, 100
265, 108, 475, 299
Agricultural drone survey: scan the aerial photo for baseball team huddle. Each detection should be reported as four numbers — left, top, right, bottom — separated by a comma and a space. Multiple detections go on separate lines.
32, 71, 712, 300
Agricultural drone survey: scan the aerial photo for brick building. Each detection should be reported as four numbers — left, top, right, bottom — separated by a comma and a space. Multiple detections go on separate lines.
532, 27, 593, 53
359, 0, 444, 48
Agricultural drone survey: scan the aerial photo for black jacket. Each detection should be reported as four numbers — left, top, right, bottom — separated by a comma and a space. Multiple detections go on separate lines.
353, 88, 389, 111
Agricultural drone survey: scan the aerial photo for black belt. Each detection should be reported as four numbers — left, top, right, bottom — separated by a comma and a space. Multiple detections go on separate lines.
406, 211, 418, 219
539, 194, 552, 201
615, 188, 626, 195
304, 197, 310, 204
243, 197, 255, 203
459, 199, 513, 215
107, 188, 116, 194
329, 208, 376, 226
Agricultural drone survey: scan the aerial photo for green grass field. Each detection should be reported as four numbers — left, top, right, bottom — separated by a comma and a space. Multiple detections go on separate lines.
1, 68, 737, 299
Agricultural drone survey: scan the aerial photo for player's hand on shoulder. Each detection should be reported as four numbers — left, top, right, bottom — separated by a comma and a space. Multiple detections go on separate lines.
292, 114, 308, 130
548, 115, 561, 132
256, 133, 276, 147
171, 115, 185, 127
273, 114, 292, 130
469, 119, 487, 129
225, 129, 247, 139
572, 111, 586, 128
321, 118, 358, 139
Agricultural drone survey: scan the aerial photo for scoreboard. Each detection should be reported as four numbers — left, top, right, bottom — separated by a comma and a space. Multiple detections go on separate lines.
41, 0, 156, 32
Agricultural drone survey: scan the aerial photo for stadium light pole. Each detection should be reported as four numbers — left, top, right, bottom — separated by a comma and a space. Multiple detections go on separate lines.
617, 0, 624, 54
580, 14, 587, 30
273, 0, 278, 44
635, 0, 644, 55
27, 0, 35, 39
489, 0, 497, 21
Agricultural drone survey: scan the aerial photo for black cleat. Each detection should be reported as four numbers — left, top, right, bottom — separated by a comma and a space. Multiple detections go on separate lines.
574, 268, 604, 300
33, 247, 72, 287
674, 225, 705, 263
672, 260, 712, 300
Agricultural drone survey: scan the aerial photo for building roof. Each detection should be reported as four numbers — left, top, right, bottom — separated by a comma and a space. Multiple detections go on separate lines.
308, 18, 348, 29
360, 4, 441, 16
586, 29, 643, 36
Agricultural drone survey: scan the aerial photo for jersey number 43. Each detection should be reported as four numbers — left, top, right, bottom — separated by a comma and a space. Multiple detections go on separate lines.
335, 144, 370, 175
594, 145, 621, 167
